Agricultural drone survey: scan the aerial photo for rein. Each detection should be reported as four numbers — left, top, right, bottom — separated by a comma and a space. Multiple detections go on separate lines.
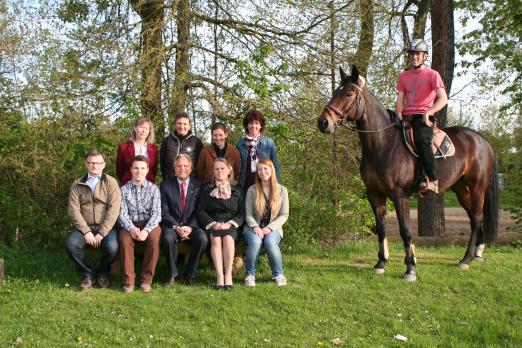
325, 83, 396, 134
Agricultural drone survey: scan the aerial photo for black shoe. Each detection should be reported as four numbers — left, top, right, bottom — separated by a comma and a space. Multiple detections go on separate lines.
80, 277, 94, 291
214, 284, 224, 290
164, 276, 176, 287
224, 284, 233, 290
182, 275, 196, 286
97, 274, 109, 289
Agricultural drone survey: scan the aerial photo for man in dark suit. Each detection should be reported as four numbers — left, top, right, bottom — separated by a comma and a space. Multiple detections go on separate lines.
160, 154, 208, 286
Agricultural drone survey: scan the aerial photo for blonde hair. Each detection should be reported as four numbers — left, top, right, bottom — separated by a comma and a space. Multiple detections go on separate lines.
213, 158, 236, 185
131, 117, 155, 144
254, 158, 281, 218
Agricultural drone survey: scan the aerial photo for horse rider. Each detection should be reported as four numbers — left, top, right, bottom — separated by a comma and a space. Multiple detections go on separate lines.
395, 39, 448, 193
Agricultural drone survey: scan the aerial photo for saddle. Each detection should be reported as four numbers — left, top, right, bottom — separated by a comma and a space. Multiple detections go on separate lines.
402, 123, 455, 159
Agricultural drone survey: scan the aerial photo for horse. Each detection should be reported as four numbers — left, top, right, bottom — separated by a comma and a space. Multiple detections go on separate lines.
317, 65, 498, 281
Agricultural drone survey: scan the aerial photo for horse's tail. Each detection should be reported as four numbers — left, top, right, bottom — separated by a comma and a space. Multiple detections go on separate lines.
482, 156, 499, 244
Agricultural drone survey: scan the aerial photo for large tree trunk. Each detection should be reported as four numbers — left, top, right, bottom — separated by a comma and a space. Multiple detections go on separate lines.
418, 0, 454, 237
168, 0, 190, 125
130, 0, 164, 130
353, 0, 374, 77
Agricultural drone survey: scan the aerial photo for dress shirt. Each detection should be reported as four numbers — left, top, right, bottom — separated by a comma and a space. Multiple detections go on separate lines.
87, 174, 100, 193
119, 180, 161, 233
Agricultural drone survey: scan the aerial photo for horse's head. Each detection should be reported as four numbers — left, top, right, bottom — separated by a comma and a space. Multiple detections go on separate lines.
318, 65, 366, 133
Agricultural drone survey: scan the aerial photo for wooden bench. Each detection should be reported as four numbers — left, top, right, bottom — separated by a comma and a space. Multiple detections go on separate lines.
107, 240, 247, 277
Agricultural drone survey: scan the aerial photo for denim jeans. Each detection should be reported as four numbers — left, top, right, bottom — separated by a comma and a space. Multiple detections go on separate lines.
244, 228, 283, 277
65, 228, 119, 279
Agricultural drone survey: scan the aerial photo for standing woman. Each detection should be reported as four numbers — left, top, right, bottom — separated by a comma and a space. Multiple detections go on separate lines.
197, 122, 240, 184
236, 109, 280, 192
116, 117, 158, 186
197, 158, 244, 290
244, 159, 289, 287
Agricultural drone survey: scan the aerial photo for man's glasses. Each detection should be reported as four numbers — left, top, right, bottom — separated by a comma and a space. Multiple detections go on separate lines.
86, 161, 105, 166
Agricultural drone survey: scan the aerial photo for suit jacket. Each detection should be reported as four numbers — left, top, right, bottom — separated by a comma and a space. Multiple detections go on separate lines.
116, 141, 159, 185
160, 177, 201, 229
197, 183, 244, 229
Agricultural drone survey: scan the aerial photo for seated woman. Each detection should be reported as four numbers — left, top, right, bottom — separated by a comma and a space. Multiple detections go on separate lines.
244, 158, 289, 287
116, 117, 158, 186
196, 122, 240, 184
197, 158, 244, 290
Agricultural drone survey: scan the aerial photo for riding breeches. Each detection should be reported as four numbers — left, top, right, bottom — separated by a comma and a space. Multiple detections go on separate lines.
411, 117, 438, 180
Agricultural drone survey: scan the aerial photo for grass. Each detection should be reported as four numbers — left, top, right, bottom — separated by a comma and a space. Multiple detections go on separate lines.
0, 241, 520, 347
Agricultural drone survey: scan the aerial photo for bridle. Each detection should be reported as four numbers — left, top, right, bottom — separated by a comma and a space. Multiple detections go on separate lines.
324, 83, 363, 127
324, 83, 396, 134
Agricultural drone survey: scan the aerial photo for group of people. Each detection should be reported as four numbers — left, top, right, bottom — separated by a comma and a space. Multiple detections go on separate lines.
65, 110, 288, 293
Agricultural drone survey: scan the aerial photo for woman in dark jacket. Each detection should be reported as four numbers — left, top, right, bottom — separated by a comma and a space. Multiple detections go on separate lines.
197, 158, 244, 290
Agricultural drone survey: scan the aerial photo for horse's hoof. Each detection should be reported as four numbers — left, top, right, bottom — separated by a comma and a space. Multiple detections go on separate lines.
374, 267, 385, 275
403, 273, 417, 282
458, 262, 470, 270
473, 256, 484, 263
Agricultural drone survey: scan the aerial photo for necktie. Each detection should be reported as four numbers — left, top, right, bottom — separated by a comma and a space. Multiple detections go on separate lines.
181, 181, 186, 211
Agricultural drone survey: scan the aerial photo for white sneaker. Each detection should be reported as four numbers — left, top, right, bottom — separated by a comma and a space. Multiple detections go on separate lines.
273, 274, 287, 286
244, 275, 256, 287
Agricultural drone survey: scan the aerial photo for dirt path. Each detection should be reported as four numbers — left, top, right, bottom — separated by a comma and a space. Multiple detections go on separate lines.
383, 208, 520, 246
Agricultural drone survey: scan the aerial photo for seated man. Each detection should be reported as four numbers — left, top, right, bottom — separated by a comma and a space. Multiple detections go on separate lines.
160, 154, 208, 286
119, 155, 162, 293
65, 149, 121, 291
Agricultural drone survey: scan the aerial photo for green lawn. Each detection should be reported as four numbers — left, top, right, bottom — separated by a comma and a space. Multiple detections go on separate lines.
0, 241, 520, 347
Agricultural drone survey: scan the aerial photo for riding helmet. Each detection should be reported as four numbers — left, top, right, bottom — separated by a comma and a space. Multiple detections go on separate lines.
408, 39, 429, 53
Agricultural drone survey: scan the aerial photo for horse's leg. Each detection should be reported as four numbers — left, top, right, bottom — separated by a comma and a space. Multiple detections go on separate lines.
392, 195, 416, 281
368, 192, 388, 274
452, 181, 483, 269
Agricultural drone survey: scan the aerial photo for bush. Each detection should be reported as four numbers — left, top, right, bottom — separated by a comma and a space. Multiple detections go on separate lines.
0, 112, 125, 245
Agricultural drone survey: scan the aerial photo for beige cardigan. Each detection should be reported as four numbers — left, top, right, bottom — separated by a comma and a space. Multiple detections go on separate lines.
244, 183, 289, 237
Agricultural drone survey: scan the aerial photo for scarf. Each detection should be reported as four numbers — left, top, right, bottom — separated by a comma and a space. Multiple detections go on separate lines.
245, 134, 261, 173
209, 181, 232, 200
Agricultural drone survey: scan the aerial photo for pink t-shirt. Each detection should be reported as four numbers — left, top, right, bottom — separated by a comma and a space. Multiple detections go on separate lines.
397, 67, 445, 115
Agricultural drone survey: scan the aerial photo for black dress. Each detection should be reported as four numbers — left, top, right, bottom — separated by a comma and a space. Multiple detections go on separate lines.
196, 183, 245, 240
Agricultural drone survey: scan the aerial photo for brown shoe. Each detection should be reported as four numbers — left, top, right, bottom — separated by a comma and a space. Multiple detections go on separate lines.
164, 276, 176, 287
97, 274, 110, 289
80, 277, 94, 291
427, 180, 439, 193
122, 284, 134, 293
140, 283, 152, 293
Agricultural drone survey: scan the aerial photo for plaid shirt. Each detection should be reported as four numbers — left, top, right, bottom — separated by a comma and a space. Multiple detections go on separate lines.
119, 180, 161, 233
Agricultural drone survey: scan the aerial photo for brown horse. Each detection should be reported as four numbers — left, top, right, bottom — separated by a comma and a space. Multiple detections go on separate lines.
317, 66, 498, 281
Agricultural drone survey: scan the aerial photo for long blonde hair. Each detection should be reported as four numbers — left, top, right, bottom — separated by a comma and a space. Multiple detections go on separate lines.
130, 117, 155, 144
254, 158, 281, 218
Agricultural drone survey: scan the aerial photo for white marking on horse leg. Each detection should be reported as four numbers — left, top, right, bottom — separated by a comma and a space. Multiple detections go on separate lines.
474, 244, 485, 261
382, 238, 389, 260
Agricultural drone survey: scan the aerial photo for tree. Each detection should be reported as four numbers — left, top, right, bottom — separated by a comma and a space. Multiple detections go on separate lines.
457, 0, 522, 115
417, 0, 455, 237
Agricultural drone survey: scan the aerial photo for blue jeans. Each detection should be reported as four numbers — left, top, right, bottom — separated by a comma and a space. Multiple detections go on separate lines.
65, 228, 119, 279
244, 229, 283, 277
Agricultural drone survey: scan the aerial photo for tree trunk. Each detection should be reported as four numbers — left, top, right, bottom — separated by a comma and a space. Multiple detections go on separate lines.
0, 258, 4, 282
130, 0, 165, 131
400, 0, 430, 65
353, 0, 374, 77
168, 0, 191, 125
418, 0, 454, 237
